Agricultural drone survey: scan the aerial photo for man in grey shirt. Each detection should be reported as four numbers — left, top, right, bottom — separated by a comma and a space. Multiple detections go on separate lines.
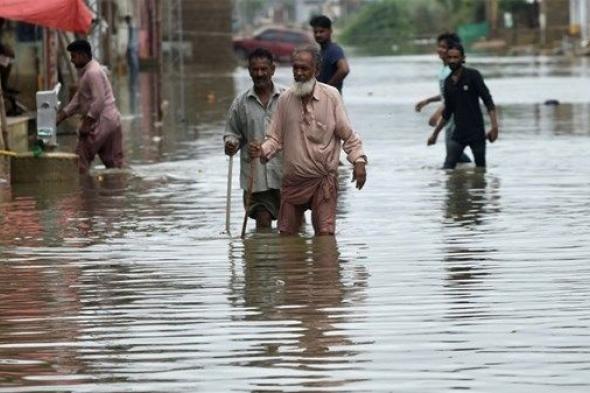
224, 48, 285, 229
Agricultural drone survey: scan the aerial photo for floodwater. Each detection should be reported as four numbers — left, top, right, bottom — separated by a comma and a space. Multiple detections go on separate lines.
1, 54, 590, 392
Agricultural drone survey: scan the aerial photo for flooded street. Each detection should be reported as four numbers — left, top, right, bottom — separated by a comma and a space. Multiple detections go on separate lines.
1, 55, 590, 392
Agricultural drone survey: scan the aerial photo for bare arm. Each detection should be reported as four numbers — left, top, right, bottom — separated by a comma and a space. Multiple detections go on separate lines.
415, 94, 442, 112
428, 105, 444, 127
487, 109, 499, 142
427, 118, 447, 146
327, 58, 349, 88
473, 71, 499, 143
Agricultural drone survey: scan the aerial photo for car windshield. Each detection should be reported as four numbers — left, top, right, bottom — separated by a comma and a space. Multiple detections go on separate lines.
283, 32, 307, 44
257, 30, 280, 41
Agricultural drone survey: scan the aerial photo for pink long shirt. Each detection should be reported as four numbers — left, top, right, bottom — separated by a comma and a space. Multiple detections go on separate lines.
63, 59, 120, 121
261, 82, 366, 180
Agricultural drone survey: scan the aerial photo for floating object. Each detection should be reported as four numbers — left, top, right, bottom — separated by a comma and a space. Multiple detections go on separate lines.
544, 99, 560, 106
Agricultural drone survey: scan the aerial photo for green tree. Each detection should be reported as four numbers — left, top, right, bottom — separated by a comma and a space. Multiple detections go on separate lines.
340, 0, 493, 54
340, 0, 445, 54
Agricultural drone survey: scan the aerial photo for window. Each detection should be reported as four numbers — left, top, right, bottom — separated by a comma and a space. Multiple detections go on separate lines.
257, 30, 280, 41
283, 32, 307, 44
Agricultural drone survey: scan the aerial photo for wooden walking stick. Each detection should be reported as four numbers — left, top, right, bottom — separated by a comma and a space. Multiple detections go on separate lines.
240, 157, 256, 239
225, 154, 233, 235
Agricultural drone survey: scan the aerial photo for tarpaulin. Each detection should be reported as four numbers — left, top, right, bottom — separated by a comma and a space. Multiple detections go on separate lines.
0, 0, 93, 34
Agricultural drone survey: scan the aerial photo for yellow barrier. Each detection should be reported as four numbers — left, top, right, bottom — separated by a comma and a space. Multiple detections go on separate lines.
0, 150, 17, 157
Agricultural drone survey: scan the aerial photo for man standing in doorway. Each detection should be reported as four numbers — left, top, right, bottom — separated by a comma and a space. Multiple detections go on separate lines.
427, 43, 499, 169
224, 48, 285, 230
124, 15, 140, 83
249, 45, 367, 236
309, 15, 349, 94
57, 39, 124, 174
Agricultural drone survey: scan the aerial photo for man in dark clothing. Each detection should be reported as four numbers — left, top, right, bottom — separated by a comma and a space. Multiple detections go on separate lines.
309, 15, 349, 94
427, 43, 499, 169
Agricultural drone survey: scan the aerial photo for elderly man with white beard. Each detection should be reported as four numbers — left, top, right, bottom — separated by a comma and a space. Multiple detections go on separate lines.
249, 44, 367, 236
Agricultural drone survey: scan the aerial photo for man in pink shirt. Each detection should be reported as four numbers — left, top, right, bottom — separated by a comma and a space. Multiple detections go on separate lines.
249, 45, 367, 236
56, 40, 124, 174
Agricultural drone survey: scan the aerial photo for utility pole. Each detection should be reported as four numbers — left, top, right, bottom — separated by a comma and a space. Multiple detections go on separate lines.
43, 29, 59, 89
486, 0, 499, 37
165, 0, 186, 122
539, 0, 547, 47
85, 0, 109, 64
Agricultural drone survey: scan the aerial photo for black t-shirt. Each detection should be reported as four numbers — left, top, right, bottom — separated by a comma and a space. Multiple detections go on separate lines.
442, 67, 495, 143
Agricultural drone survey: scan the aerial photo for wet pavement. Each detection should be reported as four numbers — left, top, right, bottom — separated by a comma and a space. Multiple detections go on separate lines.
1, 54, 590, 392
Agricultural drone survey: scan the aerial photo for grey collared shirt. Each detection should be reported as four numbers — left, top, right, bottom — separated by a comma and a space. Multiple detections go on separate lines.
224, 83, 285, 192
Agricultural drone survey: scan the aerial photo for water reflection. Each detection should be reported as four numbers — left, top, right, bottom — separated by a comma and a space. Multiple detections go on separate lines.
443, 170, 500, 228
229, 235, 368, 389
0, 172, 135, 248
442, 171, 500, 320
1, 54, 590, 391
0, 182, 80, 247
0, 259, 84, 387
536, 103, 590, 136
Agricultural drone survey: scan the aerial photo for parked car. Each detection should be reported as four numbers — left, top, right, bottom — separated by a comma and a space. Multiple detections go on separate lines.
232, 27, 313, 63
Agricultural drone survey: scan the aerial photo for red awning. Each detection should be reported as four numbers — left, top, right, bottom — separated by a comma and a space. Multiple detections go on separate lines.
0, 0, 93, 34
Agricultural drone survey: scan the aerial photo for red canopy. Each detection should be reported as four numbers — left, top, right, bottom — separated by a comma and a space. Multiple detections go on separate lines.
0, 0, 93, 34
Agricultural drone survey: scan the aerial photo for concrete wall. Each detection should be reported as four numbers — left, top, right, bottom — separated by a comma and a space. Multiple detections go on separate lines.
496, 0, 571, 48
545, 0, 570, 44
570, 0, 590, 42
180, 0, 234, 69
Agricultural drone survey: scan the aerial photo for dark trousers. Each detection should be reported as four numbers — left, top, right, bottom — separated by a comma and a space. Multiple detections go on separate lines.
444, 138, 486, 169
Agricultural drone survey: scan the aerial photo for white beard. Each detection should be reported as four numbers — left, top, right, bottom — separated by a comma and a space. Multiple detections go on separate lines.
291, 78, 316, 97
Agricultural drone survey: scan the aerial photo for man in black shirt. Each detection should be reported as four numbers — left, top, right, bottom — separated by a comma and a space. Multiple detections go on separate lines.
427, 43, 499, 169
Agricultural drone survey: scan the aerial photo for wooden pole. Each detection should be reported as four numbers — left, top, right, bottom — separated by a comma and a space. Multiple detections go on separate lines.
225, 155, 233, 235
154, 0, 164, 122
241, 158, 256, 239
0, 83, 8, 151
58, 32, 78, 84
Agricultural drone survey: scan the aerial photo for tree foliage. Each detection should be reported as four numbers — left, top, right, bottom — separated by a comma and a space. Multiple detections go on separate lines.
340, 0, 445, 53
340, 0, 523, 54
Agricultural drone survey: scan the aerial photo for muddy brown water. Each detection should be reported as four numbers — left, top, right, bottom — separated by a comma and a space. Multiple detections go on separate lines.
1, 55, 590, 392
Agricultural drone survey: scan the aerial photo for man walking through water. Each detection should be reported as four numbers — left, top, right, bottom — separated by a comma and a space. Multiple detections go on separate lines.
310, 15, 349, 94
224, 48, 285, 229
57, 39, 124, 174
427, 43, 499, 169
249, 45, 367, 236
416, 32, 471, 165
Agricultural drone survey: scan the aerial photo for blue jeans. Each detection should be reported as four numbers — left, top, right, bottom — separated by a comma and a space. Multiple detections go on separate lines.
444, 138, 486, 169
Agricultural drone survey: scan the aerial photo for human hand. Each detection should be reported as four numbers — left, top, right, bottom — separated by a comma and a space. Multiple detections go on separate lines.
427, 133, 438, 146
415, 100, 428, 112
78, 116, 95, 138
225, 140, 238, 156
487, 126, 498, 143
352, 161, 366, 190
56, 110, 66, 126
248, 142, 262, 159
